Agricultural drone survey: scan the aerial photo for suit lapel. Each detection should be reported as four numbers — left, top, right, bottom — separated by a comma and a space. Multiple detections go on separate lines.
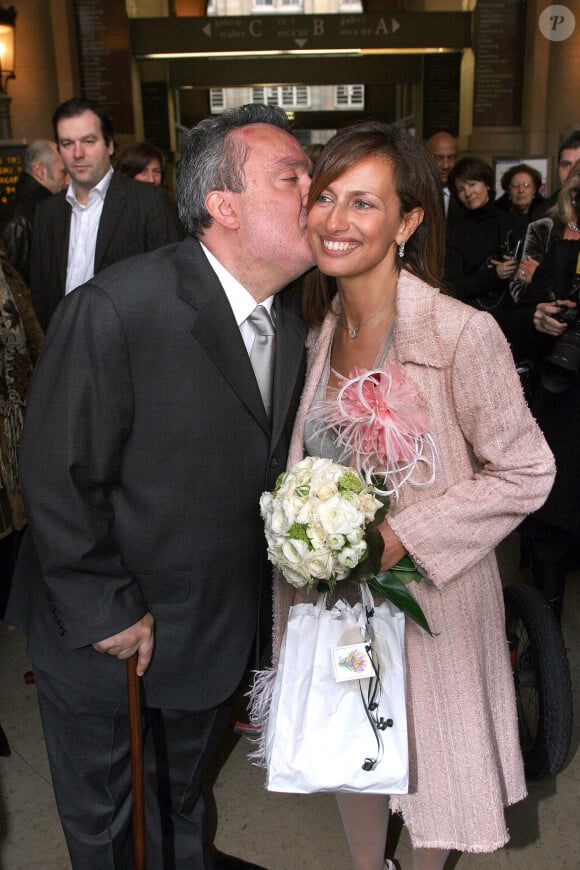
175, 238, 271, 433
94, 174, 125, 271
56, 195, 72, 297
270, 289, 307, 450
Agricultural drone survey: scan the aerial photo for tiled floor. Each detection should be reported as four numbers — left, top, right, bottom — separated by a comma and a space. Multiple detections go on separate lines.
1, 534, 578, 869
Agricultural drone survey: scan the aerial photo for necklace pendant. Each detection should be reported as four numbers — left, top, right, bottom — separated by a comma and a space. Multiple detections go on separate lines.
349, 327, 359, 339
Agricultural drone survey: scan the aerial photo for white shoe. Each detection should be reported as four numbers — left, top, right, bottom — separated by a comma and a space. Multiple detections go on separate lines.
385, 861, 396, 870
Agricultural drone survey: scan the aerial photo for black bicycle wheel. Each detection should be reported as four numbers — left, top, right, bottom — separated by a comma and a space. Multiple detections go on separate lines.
504, 583, 573, 778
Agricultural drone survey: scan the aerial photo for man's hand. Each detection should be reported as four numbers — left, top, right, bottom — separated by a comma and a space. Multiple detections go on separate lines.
378, 520, 407, 572
92, 613, 155, 676
533, 300, 576, 336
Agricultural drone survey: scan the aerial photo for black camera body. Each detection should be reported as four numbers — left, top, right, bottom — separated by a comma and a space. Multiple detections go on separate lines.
553, 294, 580, 326
543, 281, 580, 391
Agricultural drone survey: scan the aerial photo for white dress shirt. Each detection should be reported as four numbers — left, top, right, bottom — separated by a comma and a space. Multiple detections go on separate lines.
443, 186, 450, 216
200, 242, 275, 355
65, 167, 114, 295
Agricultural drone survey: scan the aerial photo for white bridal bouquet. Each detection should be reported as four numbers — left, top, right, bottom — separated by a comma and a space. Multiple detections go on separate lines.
260, 456, 382, 591
260, 455, 433, 633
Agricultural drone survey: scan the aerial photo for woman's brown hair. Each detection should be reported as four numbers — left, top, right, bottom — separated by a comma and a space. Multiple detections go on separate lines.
302, 120, 446, 327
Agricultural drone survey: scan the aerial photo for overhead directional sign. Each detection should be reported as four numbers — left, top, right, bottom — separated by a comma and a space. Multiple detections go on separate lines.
130, 12, 472, 56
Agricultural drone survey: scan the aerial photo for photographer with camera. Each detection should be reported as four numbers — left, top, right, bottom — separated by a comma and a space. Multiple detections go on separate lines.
512, 189, 580, 624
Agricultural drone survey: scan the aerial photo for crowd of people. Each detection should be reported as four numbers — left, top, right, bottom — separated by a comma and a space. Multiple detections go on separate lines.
0, 100, 575, 870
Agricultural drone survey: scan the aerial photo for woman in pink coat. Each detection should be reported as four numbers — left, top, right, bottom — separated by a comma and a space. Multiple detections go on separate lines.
270, 122, 555, 869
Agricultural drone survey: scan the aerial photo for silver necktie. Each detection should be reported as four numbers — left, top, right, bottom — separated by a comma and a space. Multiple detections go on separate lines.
248, 304, 276, 419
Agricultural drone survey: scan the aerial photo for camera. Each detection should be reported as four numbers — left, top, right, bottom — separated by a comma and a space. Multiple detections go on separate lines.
552, 288, 580, 326
498, 230, 522, 261
542, 283, 580, 392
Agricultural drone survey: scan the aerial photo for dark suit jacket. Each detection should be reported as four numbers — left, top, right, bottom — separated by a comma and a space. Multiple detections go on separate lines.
29, 172, 183, 331
8, 237, 307, 710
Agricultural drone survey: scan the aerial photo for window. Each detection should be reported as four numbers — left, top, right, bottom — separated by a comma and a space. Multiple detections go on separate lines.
335, 85, 364, 109
252, 85, 310, 110
210, 89, 226, 111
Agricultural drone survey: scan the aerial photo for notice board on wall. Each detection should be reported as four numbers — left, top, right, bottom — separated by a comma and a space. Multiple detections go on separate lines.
73, 0, 135, 134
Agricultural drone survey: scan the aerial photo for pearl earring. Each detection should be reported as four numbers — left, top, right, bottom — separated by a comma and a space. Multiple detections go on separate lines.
398, 240, 405, 259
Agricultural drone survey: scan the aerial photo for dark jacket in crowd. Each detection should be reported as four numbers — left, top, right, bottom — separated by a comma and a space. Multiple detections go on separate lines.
494, 189, 545, 220
443, 200, 526, 341
511, 237, 580, 536
0, 173, 52, 284
29, 173, 184, 331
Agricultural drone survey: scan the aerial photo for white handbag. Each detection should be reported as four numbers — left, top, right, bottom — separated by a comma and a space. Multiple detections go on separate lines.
265, 583, 408, 794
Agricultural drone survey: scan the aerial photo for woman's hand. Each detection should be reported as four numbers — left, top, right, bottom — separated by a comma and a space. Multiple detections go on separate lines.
489, 255, 518, 280
378, 519, 407, 571
533, 300, 575, 336
515, 256, 539, 283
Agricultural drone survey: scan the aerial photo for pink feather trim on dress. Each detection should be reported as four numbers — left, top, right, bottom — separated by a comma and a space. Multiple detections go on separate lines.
309, 363, 441, 497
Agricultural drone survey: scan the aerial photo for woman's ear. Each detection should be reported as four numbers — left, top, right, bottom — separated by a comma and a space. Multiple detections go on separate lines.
398, 207, 424, 245
205, 190, 241, 230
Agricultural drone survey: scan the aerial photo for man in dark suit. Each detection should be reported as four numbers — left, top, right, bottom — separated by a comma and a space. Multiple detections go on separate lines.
7, 104, 314, 868
426, 130, 462, 231
29, 98, 182, 331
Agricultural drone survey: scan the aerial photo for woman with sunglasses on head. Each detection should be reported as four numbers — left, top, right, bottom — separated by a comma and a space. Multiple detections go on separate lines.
267, 121, 554, 870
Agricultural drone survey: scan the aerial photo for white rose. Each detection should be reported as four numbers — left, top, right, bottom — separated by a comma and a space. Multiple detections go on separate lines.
279, 563, 311, 588
307, 522, 326, 550
311, 482, 338, 500
317, 495, 365, 536
259, 491, 274, 519
358, 492, 383, 521
304, 548, 334, 580
296, 500, 315, 525
327, 533, 346, 551
281, 538, 311, 565
270, 503, 295, 535
346, 527, 365, 545
336, 545, 365, 570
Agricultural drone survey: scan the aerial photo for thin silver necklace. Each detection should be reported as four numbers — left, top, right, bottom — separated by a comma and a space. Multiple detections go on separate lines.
568, 220, 580, 232
339, 293, 396, 340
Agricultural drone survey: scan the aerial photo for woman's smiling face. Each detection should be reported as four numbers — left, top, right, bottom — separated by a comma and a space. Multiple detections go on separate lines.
454, 178, 490, 210
307, 155, 413, 281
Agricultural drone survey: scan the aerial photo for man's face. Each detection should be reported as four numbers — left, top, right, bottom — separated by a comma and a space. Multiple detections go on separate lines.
427, 133, 458, 186
558, 147, 580, 186
228, 124, 314, 289
44, 144, 68, 194
57, 110, 114, 194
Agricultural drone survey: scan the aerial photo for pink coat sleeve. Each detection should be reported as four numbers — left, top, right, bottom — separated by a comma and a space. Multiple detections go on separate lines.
388, 311, 555, 588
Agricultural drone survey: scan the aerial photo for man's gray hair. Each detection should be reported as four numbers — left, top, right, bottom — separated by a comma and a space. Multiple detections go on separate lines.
176, 104, 291, 238
24, 140, 58, 175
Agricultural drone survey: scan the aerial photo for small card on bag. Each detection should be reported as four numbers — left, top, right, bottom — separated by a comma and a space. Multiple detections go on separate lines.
331, 643, 375, 682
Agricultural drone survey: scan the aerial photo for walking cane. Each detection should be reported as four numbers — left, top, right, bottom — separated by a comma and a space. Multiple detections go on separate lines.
127, 653, 146, 869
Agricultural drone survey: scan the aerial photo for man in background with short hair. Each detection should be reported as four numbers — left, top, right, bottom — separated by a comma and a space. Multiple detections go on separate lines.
426, 130, 459, 224
0, 139, 67, 283
29, 97, 182, 331
532, 130, 580, 218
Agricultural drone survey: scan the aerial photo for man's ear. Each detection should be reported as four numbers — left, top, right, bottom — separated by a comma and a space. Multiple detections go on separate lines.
205, 190, 241, 230
33, 162, 47, 183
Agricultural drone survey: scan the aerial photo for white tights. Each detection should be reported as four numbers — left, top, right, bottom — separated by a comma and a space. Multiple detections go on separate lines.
336, 794, 451, 870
